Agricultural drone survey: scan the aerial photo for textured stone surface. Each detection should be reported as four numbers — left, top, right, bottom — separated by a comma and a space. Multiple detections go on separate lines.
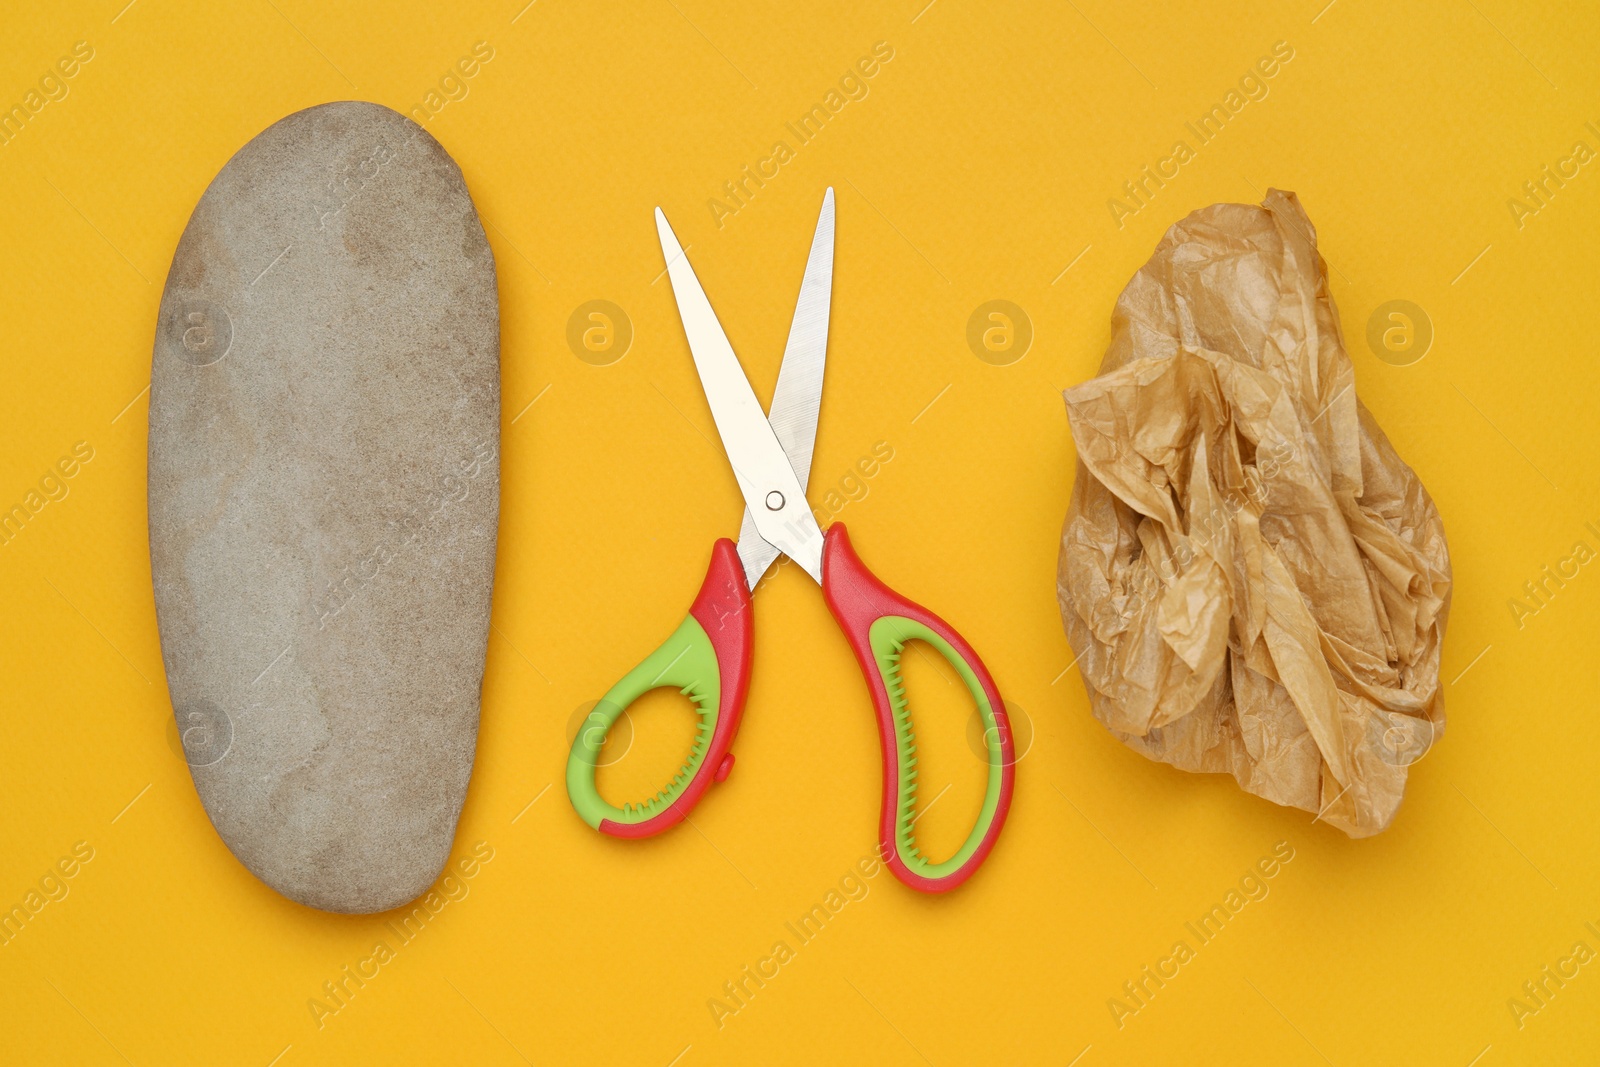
148, 101, 499, 913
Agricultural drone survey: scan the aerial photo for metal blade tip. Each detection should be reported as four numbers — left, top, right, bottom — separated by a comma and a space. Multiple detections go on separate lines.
654, 207, 682, 255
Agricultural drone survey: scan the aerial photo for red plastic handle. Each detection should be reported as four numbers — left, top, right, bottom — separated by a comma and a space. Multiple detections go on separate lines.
820, 523, 1015, 892
596, 538, 753, 837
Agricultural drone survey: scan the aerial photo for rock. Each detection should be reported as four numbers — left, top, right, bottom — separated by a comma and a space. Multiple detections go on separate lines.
148, 102, 500, 913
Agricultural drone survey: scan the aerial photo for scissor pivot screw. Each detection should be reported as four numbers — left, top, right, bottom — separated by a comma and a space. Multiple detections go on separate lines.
765, 491, 785, 511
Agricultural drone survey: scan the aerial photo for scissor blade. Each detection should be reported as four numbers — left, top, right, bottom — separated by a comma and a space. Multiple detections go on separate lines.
655, 208, 826, 584
735, 188, 834, 589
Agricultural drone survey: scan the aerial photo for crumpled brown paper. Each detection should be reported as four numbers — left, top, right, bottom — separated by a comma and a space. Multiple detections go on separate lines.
1058, 189, 1451, 837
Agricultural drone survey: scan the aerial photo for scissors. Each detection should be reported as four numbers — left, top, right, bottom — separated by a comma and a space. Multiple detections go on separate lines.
565, 189, 1015, 893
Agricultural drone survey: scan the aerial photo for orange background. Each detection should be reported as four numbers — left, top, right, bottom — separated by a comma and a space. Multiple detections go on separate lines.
2, 1, 1597, 1064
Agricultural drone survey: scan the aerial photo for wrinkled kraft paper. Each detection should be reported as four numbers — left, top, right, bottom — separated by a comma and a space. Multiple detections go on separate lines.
1058, 189, 1451, 837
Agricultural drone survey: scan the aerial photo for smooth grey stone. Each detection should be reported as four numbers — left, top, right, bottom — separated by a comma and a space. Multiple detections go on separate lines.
148, 101, 499, 913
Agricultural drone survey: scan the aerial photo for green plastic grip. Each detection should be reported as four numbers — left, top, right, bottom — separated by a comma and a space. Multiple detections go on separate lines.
870, 617, 1008, 880
565, 615, 720, 831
